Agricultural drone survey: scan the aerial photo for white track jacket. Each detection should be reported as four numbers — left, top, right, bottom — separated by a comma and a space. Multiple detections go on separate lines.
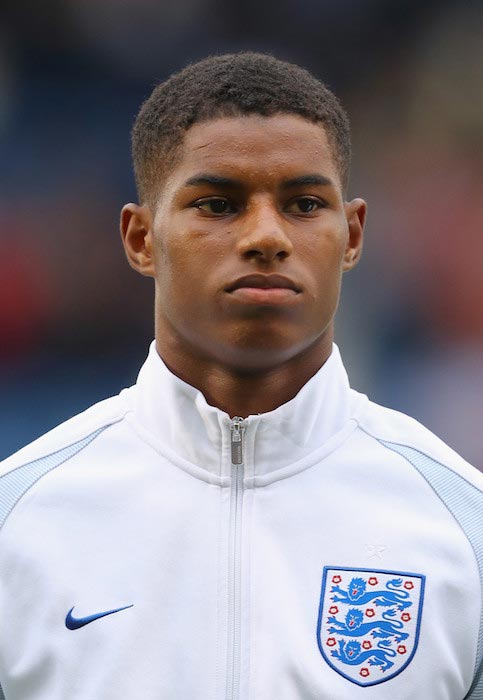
0, 343, 482, 699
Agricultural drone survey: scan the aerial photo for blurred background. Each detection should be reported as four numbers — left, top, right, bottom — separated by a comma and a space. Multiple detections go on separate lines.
0, 0, 482, 467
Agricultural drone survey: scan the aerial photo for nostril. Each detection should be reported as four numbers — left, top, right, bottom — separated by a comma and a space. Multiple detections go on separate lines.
243, 248, 289, 261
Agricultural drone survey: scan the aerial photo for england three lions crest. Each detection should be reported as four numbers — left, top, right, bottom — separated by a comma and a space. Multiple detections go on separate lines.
317, 567, 425, 687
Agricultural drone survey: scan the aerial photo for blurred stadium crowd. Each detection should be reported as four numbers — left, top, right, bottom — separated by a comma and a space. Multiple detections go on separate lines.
1, 0, 482, 467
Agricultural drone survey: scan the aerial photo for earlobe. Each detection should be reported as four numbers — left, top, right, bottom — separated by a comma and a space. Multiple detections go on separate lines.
120, 203, 155, 277
343, 198, 367, 271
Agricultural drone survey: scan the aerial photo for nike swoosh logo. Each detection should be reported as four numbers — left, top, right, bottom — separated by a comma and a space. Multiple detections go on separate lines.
65, 604, 133, 630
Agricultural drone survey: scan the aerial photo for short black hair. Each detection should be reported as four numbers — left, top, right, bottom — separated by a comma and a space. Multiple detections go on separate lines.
132, 52, 351, 205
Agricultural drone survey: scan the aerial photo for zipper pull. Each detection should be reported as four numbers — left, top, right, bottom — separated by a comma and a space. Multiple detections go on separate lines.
230, 416, 245, 465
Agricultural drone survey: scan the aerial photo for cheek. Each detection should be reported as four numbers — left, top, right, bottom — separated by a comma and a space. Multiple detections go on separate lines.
153, 227, 191, 279
154, 230, 223, 307
166, 212, 234, 262
301, 235, 346, 294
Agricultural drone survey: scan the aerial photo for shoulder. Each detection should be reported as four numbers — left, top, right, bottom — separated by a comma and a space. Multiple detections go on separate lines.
352, 394, 483, 693
355, 393, 483, 490
0, 387, 134, 478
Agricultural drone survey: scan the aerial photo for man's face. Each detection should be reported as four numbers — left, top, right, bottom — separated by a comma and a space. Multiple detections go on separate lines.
123, 114, 365, 372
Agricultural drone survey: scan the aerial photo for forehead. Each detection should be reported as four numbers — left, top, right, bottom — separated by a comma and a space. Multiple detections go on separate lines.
165, 114, 341, 190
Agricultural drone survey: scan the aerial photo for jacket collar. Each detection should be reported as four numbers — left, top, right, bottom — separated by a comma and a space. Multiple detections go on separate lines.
131, 341, 357, 481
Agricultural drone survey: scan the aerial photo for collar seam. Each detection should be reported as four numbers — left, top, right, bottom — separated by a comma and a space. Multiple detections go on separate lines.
246, 418, 360, 487
125, 413, 230, 487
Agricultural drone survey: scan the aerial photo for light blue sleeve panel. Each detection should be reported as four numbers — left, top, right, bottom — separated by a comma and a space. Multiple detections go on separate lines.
378, 440, 483, 699
0, 427, 108, 531
465, 660, 483, 699
0, 426, 109, 699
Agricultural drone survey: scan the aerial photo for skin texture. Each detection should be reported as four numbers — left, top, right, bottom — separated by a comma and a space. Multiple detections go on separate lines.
121, 114, 366, 418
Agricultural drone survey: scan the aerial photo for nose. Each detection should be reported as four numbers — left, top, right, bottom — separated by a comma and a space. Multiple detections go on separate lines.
236, 197, 293, 262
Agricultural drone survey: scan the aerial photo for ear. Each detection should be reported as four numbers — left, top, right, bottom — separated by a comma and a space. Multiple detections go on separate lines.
120, 203, 155, 278
342, 198, 367, 272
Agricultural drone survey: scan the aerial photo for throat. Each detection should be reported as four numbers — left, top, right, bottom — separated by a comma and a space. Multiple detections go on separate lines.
158, 346, 331, 419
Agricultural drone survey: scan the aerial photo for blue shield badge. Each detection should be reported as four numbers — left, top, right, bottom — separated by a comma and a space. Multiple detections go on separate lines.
317, 566, 425, 687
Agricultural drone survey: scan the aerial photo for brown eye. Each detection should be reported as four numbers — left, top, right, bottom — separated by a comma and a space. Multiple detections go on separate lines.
286, 197, 324, 214
195, 198, 236, 215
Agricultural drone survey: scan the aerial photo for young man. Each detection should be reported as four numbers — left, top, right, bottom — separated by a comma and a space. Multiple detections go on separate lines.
0, 53, 481, 700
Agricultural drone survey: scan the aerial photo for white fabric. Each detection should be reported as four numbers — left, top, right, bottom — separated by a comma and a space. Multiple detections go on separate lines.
132, 342, 362, 479
0, 342, 481, 700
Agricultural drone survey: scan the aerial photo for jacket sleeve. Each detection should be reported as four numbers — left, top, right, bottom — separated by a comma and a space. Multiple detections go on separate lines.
376, 439, 483, 700
465, 658, 483, 699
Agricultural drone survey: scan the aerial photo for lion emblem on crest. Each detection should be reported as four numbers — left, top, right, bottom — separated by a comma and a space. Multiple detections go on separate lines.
327, 608, 409, 643
318, 566, 426, 687
331, 576, 412, 610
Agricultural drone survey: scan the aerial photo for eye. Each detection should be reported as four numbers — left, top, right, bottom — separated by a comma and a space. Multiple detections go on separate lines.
285, 197, 325, 215
193, 198, 236, 215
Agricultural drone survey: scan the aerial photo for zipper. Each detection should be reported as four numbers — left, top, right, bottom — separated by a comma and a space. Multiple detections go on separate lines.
226, 416, 246, 700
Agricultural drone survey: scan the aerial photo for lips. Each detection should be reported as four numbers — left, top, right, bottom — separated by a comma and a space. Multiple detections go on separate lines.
225, 274, 302, 293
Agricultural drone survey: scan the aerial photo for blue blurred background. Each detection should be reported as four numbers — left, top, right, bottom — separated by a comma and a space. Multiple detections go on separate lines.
1, 0, 482, 468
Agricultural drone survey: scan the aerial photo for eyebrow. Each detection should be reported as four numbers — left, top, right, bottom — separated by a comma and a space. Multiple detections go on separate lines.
184, 173, 335, 189
280, 175, 334, 188
184, 174, 239, 188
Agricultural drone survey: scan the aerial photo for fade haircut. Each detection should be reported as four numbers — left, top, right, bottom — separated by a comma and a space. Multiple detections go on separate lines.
132, 52, 351, 205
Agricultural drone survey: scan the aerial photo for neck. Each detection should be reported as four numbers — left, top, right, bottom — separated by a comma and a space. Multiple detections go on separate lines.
154, 332, 333, 419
